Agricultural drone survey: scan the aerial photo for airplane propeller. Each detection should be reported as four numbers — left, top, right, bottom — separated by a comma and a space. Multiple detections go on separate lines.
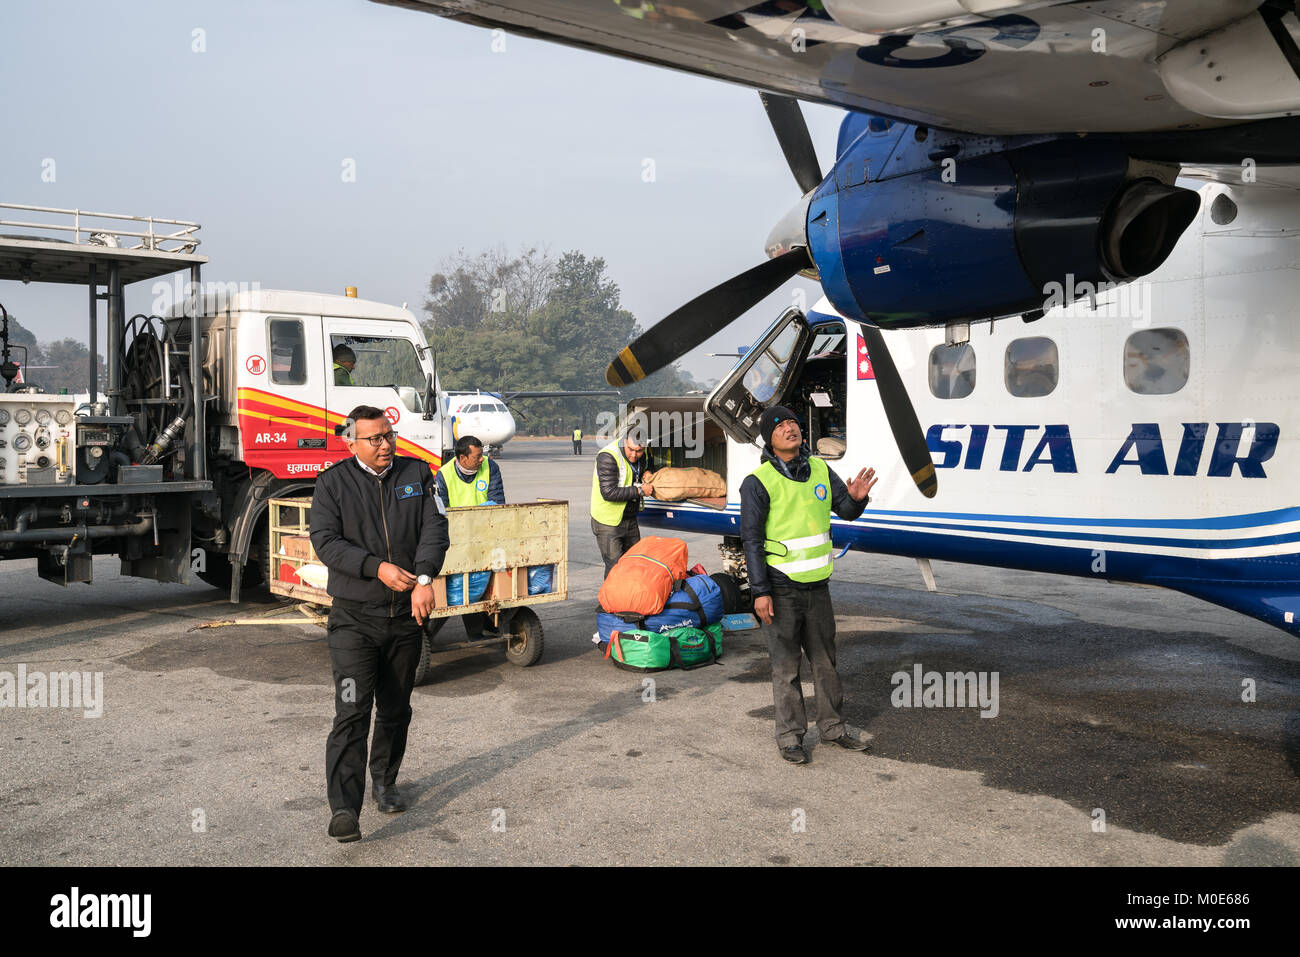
605, 93, 937, 498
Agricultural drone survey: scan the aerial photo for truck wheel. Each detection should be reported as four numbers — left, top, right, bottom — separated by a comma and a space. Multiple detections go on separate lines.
504, 608, 544, 667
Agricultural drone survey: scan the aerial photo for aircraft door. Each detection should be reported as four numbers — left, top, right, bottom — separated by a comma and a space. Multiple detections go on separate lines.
705, 308, 810, 445
324, 320, 442, 465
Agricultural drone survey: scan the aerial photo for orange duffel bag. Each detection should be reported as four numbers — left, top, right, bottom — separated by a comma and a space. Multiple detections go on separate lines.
598, 536, 690, 617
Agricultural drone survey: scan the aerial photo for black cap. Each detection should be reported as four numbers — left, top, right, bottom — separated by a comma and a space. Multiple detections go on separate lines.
760, 405, 797, 446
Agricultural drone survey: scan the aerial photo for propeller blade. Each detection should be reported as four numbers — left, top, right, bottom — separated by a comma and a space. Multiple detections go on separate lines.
859, 324, 938, 499
760, 93, 822, 195
607, 248, 809, 387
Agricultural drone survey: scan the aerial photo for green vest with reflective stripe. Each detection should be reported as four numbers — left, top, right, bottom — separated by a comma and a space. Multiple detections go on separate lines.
591, 441, 633, 527
446, 459, 490, 507
333, 363, 353, 386
573, 429, 582, 440
753, 456, 834, 583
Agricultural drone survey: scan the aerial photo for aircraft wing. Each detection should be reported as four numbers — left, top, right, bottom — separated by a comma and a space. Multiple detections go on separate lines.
498, 389, 621, 402
371, 0, 1300, 135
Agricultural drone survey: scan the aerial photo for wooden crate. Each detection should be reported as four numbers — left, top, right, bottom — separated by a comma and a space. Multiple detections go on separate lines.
267, 497, 568, 618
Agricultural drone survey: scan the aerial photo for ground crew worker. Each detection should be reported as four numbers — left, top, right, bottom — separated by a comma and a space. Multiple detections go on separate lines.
590, 432, 653, 576
434, 435, 505, 508
310, 405, 449, 842
333, 344, 357, 386
740, 405, 877, 765
434, 435, 504, 641
572, 425, 583, 455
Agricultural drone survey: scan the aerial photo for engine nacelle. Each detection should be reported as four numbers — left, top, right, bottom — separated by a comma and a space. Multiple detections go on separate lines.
807, 121, 1200, 329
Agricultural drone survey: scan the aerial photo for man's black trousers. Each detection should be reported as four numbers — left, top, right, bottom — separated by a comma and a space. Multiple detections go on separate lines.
325, 603, 422, 815
591, 515, 640, 577
766, 581, 845, 748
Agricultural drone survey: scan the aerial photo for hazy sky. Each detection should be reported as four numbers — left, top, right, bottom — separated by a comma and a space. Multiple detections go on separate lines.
0, 0, 844, 384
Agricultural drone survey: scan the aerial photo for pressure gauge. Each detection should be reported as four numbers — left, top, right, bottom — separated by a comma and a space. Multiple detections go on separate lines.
0, 409, 9, 426
55, 409, 72, 426
12, 433, 32, 452
13, 408, 31, 426
35, 409, 51, 426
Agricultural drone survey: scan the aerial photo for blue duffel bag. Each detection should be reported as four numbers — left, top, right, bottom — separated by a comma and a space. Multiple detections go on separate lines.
641, 573, 726, 632
447, 570, 492, 606
598, 610, 646, 643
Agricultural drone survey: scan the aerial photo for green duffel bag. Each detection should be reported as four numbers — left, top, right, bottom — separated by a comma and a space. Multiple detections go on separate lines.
607, 623, 722, 672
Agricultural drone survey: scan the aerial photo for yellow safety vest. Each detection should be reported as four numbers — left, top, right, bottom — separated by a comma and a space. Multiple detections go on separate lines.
573, 429, 582, 441
445, 459, 490, 507
752, 456, 834, 583
590, 441, 633, 527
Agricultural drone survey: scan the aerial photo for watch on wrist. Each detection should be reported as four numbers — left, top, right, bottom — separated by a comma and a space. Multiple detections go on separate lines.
416, 574, 432, 587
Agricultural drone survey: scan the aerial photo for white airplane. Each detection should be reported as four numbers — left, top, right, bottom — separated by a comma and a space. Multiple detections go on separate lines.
444, 391, 516, 454
377, 0, 1300, 635
629, 172, 1300, 636
445, 388, 620, 454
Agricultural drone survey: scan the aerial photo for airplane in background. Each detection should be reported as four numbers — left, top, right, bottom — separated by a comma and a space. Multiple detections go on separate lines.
445, 388, 619, 454
375, 1, 1300, 636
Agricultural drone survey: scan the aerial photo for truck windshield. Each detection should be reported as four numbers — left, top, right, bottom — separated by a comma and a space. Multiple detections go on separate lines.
332, 335, 427, 410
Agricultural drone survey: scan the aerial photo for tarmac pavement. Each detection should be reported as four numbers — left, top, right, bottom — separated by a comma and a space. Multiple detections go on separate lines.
0, 438, 1296, 865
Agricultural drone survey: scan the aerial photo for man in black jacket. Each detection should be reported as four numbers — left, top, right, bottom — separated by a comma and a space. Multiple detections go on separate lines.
741, 405, 876, 765
310, 405, 449, 841
589, 434, 654, 576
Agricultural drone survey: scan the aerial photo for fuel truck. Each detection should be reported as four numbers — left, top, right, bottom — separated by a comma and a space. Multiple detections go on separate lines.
0, 203, 446, 601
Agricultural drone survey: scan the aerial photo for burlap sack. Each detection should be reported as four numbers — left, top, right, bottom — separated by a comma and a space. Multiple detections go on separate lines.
644, 467, 726, 501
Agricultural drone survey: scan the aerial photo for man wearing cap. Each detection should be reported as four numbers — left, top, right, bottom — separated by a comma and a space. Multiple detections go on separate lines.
590, 433, 654, 577
741, 405, 878, 765
333, 344, 357, 386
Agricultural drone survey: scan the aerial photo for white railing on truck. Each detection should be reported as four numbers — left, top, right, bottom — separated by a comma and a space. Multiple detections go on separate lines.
0, 202, 201, 254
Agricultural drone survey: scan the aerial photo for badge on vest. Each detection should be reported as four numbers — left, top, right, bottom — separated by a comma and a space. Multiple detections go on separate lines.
814, 484, 828, 501
475, 478, 488, 492
397, 482, 422, 500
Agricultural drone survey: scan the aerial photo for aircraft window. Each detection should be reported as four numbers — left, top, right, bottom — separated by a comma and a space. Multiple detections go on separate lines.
743, 355, 783, 403
331, 335, 427, 409
1005, 337, 1058, 398
769, 323, 799, 363
269, 318, 306, 386
465, 403, 481, 413
928, 343, 976, 399
490, 401, 507, 412
1125, 328, 1190, 395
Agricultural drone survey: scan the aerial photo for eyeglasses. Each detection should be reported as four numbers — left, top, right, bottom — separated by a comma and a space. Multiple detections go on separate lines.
356, 431, 398, 448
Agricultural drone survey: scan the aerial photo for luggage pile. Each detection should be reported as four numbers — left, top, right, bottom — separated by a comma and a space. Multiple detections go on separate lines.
596, 536, 741, 672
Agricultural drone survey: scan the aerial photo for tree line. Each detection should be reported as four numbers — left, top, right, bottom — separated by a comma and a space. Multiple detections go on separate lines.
423, 247, 707, 435
2, 316, 105, 395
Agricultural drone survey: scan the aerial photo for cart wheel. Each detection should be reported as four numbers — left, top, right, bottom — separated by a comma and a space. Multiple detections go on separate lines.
414, 619, 443, 686
503, 607, 544, 667
413, 633, 432, 686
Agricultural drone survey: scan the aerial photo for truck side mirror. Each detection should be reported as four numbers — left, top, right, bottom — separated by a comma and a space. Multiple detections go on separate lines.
423, 372, 436, 420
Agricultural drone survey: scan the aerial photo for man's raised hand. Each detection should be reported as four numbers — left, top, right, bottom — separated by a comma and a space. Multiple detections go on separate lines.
847, 467, 878, 502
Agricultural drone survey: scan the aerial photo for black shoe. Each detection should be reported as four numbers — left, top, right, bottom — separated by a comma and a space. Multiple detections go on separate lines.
595, 640, 609, 656
328, 809, 361, 842
371, 783, 407, 813
822, 729, 872, 751
780, 744, 808, 764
